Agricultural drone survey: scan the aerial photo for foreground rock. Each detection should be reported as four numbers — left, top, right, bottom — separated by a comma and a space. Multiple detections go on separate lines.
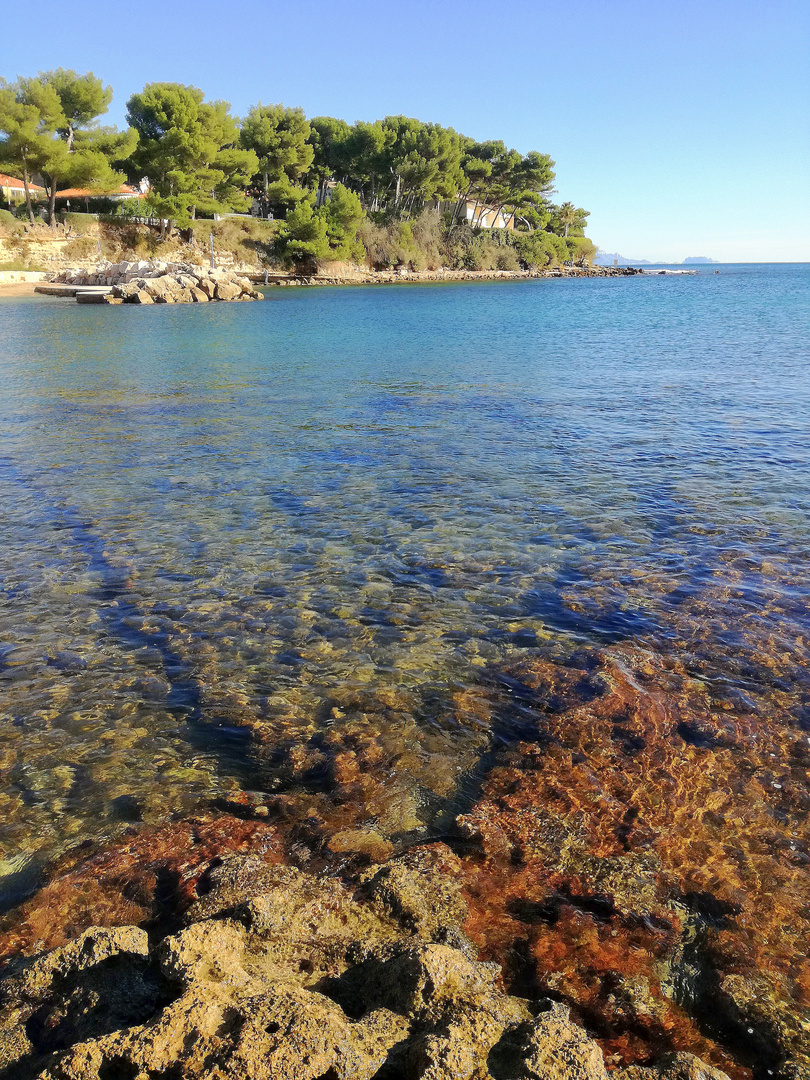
53, 260, 264, 304
0, 849, 733, 1080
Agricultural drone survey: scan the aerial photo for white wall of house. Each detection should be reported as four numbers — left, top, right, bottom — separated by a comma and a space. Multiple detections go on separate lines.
438, 199, 514, 230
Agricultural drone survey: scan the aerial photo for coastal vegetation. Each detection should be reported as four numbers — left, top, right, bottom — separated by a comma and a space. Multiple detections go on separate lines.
0, 70, 596, 271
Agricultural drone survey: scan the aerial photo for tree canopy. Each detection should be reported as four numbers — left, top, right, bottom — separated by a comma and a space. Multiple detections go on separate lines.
239, 104, 313, 217
126, 83, 256, 234
0, 70, 136, 224
1, 67, 596, 266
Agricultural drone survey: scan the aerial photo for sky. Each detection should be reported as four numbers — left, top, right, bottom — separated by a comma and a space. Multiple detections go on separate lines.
1, 0, 808, 262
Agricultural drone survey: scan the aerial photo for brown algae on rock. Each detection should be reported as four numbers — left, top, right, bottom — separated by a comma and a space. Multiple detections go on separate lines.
0, 851, 587, 1079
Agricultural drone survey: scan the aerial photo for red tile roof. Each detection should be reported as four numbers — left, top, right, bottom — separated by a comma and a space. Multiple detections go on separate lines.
54, 184, 143, 199
0, 173, 45, 192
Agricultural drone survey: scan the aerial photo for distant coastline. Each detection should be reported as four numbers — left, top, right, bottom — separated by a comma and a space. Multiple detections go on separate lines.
596, 251, 721, 267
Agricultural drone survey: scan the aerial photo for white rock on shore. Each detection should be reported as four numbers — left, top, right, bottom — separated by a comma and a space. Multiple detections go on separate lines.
53, 260, 263, 304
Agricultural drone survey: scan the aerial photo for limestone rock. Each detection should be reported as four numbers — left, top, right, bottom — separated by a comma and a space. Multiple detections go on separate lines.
366, 944, 504, 1023
364, 856, 468, 942
2, 925, 149, 1003
618, 1052, 733, 1080
214, 281, 241, 301
0, 846, 737, 1080
516, 1003, 610, 1080
0, 926, 159, 1076
143, 277, 170, 301
57, 260, 261, 305
111, 281, 139, 299
158, 920, 248, 988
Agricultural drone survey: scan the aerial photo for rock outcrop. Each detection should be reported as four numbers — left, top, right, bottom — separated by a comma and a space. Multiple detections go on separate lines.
0, 851, 733, 1080
52, 260, 264, 303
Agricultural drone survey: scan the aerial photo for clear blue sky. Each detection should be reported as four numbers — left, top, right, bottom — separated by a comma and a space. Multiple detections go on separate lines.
2, 0, 808, 262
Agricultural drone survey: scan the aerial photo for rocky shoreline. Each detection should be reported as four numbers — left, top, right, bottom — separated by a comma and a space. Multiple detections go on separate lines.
49, 261, 264, 304
257, 264, 642, 287
3, 262, 643, 302
0, 829, 738, 1080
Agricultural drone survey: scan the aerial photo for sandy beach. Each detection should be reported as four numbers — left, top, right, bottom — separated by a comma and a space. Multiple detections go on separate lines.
0, 281, 39, 297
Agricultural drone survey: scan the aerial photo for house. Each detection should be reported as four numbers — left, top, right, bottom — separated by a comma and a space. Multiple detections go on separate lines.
53, 183, 145, 211
0, 173, 45, 204
438, 199, 515, 230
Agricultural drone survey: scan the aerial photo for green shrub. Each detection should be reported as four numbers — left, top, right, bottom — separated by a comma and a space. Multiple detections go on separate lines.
100, 199, 144, 223
567, 235, 598, 265
14, 202, 43, 220
0, 209, 23, 236
62, 236, 97, 260
60, 212, 98, 235
322, 184, 365, 262
512, 231, 564, 269
495, 248, 521, 271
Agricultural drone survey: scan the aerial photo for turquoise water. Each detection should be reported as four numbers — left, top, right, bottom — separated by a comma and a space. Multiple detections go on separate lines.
0, 264, 809, 889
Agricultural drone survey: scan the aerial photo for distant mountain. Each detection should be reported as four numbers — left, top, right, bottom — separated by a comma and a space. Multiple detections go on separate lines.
682, 256, 718, 264
593, 251, 653, 266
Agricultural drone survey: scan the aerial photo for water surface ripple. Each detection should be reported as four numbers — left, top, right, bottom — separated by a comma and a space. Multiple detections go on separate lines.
0, 266, 808, 877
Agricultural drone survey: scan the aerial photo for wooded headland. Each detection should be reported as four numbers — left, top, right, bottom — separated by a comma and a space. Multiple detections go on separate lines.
1, 70, 596, 276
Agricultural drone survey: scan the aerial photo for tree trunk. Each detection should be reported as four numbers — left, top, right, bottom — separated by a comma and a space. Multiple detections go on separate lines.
22, 166, 35, 224
48, 182, 57, 228
451, 187, 471, 226
564, 224, 570, 237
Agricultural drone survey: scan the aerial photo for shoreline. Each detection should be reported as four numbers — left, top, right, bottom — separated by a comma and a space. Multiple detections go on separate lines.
0, 281, 40, 297
0, 264, 641, 301
253, 265, 642, 287
2, 638, 801, 1078
0, 816, 746, 1080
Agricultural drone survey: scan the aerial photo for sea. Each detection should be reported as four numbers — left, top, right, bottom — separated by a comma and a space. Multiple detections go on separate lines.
2, 263, 810, 1072
0, 263, 807, 875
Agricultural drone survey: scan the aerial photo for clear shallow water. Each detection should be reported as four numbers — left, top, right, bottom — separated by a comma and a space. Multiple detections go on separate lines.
0, 264, 809, 890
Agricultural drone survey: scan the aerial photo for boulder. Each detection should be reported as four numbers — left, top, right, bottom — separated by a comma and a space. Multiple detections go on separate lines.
143, 278, 171, 301
111, 282, 140, 300
214, 281, 241, 301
